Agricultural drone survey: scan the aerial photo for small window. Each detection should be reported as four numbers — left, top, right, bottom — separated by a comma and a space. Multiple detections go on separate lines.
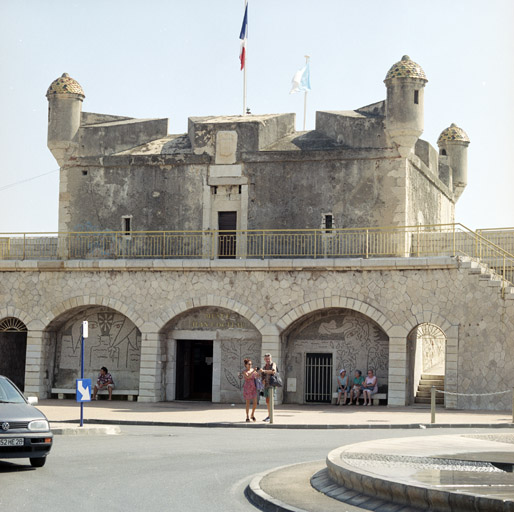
414, 90, 419, 105
211, 186, 218, 195
323, 213, 334, 233
122, 216, 132, 236
441, 149, 447, 156
238, 185, 242, 194
82, 170, 88, 176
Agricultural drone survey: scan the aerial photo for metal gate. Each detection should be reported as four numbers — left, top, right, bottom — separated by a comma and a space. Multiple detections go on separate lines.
304, 353, 332, 403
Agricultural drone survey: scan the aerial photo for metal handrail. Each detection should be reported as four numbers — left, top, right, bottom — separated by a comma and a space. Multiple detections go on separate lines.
0, 224, 512, 294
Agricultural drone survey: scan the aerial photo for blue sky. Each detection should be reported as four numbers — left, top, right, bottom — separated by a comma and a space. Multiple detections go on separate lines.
0, 0, 513, 232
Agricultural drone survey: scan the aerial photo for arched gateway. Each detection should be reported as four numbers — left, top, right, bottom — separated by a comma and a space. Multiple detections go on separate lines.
162, 306, 262, 403
281, 309, 389, 404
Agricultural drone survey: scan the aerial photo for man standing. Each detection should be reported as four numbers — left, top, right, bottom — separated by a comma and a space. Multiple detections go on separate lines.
92, 366, 115, 400
261, 353, 277, 422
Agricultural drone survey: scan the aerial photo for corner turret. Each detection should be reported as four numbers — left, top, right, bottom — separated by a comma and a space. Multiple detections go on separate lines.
384, 55, 427, 157
437, 123, 470, 199
46, 73, 85, 164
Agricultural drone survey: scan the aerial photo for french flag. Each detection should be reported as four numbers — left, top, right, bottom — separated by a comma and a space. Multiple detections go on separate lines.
239, 1, 248, 70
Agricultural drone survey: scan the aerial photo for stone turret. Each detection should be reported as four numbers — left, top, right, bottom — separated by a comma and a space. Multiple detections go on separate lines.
437, 123, 470, 199
384, 55, 428, 157
46, 73, 85, 164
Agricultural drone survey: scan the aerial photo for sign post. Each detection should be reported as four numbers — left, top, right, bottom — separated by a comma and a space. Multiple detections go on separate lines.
76, 321, 90, 427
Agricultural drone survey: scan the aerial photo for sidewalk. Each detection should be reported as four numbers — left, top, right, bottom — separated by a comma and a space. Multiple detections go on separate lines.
38, 399, 514, 430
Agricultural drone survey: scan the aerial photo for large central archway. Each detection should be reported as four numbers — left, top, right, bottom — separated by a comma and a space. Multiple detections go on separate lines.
162, 306, 262, 403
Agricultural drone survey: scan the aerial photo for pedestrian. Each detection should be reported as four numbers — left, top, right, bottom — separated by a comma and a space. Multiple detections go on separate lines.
336, 369, 349, 405
261, 353, 277, 422
239, 358, 260, 422
347, 370, 364, 405
362, 369, 378, 406
92, 366, 115, 400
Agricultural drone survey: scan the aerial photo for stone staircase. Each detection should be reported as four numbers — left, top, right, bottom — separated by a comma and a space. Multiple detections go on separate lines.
414, 374, 444, 405
459, 256, 514, 300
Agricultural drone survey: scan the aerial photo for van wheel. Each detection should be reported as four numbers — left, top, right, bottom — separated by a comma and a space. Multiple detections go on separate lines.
30, 457, 46, 468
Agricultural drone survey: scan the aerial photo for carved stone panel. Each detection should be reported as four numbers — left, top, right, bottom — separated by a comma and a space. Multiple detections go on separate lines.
215, 131, 238, 164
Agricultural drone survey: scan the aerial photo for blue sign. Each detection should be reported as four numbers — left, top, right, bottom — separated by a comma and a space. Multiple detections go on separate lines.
76, 379, 92, 402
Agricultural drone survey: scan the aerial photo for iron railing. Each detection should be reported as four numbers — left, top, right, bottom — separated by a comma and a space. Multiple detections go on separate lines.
0, 224, 512, 293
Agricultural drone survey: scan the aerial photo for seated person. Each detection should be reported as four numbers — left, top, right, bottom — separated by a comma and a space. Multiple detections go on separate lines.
92, 366, 115, 400
336, 369, 349, 405
362, 369, 378, 406
348, 370, 364, 405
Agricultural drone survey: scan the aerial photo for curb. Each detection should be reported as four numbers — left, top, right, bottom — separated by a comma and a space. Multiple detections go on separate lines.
50, 424, 121, 435
245, 466, 310, 512
326, 444, 514, 512
49, 418, 514, 430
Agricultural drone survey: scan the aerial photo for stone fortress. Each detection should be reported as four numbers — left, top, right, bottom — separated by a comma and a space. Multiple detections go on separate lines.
0, 55, 512, 410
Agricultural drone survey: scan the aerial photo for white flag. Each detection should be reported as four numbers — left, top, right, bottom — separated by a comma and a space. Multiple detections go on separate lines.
290, 62, 311, 94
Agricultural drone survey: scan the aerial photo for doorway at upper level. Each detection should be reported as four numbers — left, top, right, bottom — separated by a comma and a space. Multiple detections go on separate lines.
218, 211, 237, 259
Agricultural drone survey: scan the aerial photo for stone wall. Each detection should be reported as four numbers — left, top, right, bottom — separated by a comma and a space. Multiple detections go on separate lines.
0, 257, 512, 409
61, 150, 454, 236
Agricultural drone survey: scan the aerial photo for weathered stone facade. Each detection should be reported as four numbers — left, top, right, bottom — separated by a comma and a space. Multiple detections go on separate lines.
1, 257, 512, 409
2, 56, 510, 411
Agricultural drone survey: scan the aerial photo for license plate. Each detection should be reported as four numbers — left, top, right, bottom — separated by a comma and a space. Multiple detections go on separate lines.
0, 438, 24, 446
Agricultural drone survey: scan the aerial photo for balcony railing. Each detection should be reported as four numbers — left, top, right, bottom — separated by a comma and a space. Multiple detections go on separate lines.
0, 224, 512, 294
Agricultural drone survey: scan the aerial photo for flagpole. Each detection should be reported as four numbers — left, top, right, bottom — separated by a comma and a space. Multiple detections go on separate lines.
243, 49, 247, 115
242, 0, 248, 116
303, 55, 310, 130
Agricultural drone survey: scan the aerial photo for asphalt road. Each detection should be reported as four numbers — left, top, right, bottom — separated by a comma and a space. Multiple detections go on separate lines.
0, 426, 502, 511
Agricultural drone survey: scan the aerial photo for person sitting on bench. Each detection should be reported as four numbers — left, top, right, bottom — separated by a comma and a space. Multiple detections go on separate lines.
92, 367, 115, 400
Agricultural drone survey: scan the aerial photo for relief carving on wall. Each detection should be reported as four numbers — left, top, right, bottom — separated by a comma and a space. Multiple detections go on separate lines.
57, 309, 141, 372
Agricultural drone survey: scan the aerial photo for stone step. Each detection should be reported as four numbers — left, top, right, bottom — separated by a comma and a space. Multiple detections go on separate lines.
421, 374, 444, 379
419, 378, 444, 384
468, 266, 487, 275
478, 273, 493, 280
415, 397, 444, 404
417, 385, 444, 393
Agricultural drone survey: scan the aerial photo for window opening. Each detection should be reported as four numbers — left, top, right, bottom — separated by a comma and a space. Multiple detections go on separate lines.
122, 216, 132, 236
414, 90, 419, 104
212, 186, 218, 195
323, 213, 334, 233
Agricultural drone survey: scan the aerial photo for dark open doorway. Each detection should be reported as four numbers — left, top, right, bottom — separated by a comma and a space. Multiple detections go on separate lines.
0, 318, 28, 391
0, 332, 27, 391
176, 340, 213, 400
218, 211, 237, 259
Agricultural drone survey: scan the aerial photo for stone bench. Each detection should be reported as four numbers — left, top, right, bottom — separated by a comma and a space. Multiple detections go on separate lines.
332, 392, 387, 406
51, 388, 138, 401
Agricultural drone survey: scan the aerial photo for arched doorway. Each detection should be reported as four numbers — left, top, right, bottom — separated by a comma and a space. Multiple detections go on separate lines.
407, 323, 446, 405
163, 306, 262, 403
282, 308, 389, 404
49, 307, 142, 395
0, 317, 27, 391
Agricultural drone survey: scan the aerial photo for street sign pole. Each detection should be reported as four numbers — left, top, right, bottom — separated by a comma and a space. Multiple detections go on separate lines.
80, 321, 88, 427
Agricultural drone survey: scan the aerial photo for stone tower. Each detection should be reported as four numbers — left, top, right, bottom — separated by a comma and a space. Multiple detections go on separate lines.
437, 123, 470, 199
46, 73, 85, 165
384, 55, 428, 157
